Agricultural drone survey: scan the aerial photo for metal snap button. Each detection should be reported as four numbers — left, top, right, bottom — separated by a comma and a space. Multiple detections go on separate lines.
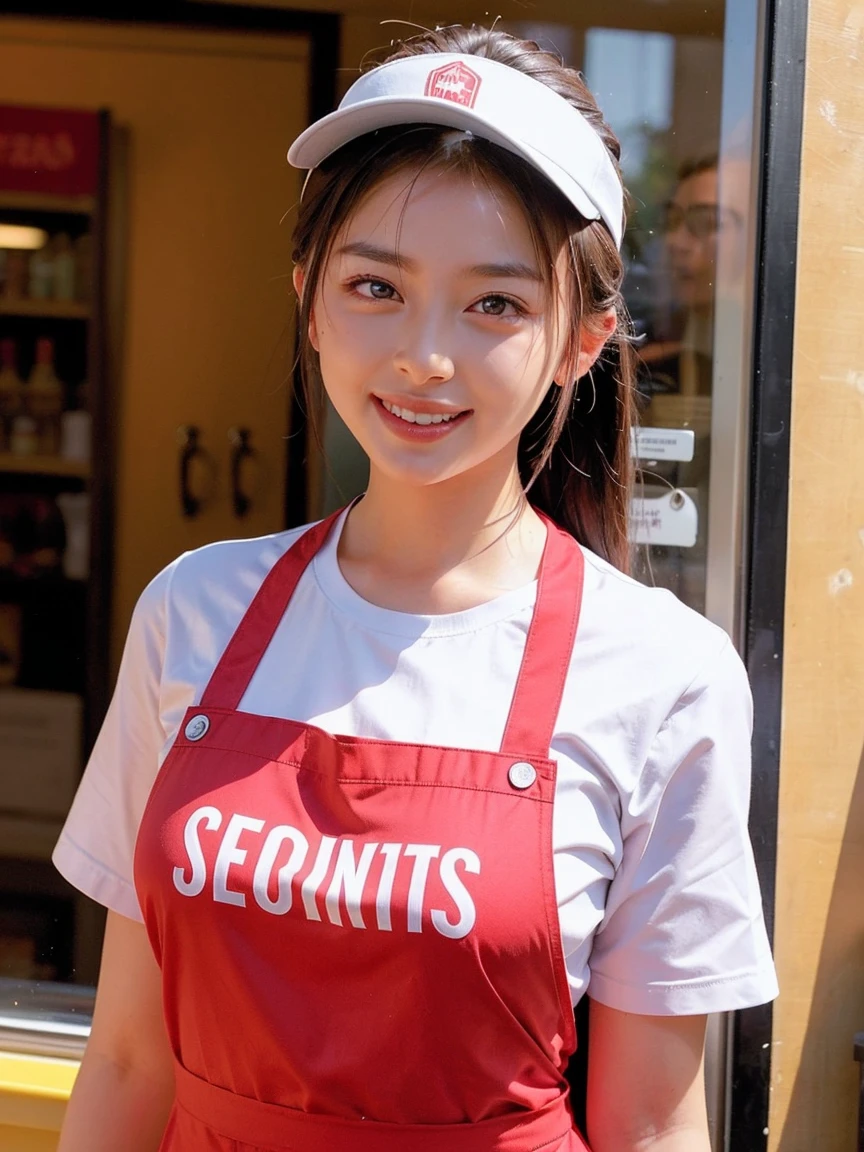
508, 761, 536, 790
185, 714, 210, 742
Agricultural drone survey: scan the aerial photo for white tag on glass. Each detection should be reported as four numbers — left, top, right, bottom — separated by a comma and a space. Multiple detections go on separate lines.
630, 489, 699, 548
631, 427, 696, 463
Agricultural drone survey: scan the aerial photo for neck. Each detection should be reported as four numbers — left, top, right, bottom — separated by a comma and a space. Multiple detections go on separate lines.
337, 452, 547, 613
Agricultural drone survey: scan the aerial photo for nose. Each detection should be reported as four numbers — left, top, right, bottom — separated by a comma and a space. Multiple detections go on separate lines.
665, 224, 692, 257
392, 310, 455, 387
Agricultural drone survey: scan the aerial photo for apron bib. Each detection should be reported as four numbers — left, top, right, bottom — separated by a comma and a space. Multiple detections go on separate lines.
134, 510, 590, 1151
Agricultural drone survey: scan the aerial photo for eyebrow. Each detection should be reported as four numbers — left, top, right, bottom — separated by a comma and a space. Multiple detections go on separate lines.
335, 241, 542, 282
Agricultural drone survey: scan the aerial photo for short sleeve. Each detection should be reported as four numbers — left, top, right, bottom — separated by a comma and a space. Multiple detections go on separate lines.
587, 638, 778, 1015
52, 568, 172, 922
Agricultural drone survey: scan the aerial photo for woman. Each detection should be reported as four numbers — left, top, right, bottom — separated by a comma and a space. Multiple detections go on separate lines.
55, 25, 777, 1152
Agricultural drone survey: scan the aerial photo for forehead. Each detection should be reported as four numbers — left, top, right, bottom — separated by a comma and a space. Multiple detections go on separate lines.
334, 164, 540, 263
673, 167, 718, 206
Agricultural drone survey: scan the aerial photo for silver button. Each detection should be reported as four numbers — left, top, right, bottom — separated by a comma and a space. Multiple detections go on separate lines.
185, 714, 210, 742
508, 761, 537, 789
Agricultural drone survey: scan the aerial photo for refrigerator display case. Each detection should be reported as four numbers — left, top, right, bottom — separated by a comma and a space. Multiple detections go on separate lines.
0, 103, 112, 985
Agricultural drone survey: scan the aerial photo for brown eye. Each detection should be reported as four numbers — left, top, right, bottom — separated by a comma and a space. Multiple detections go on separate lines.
349, 277, 399, 301
368, 280, 394, 299
479, 295, 510, 315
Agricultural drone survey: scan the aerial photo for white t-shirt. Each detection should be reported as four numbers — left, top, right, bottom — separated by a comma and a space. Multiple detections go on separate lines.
54, 511, 778, 1016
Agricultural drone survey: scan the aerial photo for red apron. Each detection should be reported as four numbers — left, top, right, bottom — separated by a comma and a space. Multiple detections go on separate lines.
134, 509, 591, 1151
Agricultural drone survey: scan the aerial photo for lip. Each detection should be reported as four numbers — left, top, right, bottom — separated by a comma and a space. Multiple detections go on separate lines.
374, 393, 468, 417
372, 395, 472, 441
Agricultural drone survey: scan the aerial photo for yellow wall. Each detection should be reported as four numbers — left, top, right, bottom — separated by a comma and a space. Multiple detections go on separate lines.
0, 19, 309, 670
769, 0, 864, 1147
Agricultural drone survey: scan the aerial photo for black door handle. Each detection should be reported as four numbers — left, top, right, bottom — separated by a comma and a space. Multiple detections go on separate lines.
177, 425, 214, 518
229, 426, 255, 518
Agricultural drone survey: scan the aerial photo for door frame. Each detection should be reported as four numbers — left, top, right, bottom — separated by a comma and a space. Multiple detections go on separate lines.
734, 0, 807, 1148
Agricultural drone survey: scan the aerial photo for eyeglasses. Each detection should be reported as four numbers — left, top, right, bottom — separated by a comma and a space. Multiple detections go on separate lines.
662, 202, 743, 240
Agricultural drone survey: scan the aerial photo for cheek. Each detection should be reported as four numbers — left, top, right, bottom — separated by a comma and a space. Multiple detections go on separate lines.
477, 332, 560, 399
318, 304, 393, 358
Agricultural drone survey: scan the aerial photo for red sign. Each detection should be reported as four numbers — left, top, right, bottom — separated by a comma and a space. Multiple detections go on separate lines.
0, 105, 100, 197
425, 61, 482, 110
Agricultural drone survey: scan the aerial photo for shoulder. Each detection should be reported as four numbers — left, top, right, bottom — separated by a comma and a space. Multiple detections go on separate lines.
133, 521, 316, 639
580, 545, 739, 672
566, 545, 749, 748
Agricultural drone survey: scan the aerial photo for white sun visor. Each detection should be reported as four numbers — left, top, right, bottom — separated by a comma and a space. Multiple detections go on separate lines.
288, 53, 624, 249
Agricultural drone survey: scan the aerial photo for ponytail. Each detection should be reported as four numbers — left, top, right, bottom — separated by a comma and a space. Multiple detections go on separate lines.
520, 321, 637, 575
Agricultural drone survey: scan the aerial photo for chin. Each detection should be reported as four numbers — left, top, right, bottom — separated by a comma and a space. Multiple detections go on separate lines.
371, 459, 465, 489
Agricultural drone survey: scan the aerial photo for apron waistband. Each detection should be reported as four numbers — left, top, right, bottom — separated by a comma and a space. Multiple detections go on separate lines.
173, 1062, 585, 1152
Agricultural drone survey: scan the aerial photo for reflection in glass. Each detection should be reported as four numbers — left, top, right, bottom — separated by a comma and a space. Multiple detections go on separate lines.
0, 976, 92, 1058
582, 27, 725, 614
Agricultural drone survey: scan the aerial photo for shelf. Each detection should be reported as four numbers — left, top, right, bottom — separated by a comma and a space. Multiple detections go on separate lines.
0, 192, 94, 216
0, 816, 64, 864
0, 455, 89, 479
0, 299, 90, 320
0, 573, 85, 592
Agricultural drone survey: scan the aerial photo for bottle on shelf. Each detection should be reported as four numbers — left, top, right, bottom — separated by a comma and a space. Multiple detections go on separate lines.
53, 234, 76, 301
56, 492, 89, 579
28, 496, 67, 575
6, 494, 66, 578
74, 233, 93, 302
28, 238, 55, 301
60, 381, 92, 463
8, 415, 38, 456
3, 250, 29, 300
26, 337, 64, 456
0, 339, 24, 452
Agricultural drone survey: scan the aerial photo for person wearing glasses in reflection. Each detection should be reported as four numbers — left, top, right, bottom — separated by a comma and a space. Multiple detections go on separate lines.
636, 155, 744, 611
641, 154, 746, 431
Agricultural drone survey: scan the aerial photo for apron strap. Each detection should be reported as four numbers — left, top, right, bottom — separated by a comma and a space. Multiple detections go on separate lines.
199, 509, 343, 711
499, 516, 585, 762
200, 505, 585, 758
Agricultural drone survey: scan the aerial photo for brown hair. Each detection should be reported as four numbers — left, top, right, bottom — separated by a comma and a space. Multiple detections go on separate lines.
292, 25, 637, 571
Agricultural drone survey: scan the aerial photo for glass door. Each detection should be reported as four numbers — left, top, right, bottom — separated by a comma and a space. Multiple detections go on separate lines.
508, 8, 766, 1149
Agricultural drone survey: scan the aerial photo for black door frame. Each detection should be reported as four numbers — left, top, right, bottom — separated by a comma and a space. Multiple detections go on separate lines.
732, 0, 807, 1148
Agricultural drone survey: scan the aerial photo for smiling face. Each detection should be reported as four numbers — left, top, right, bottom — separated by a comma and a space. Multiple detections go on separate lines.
303, 164, 574, 493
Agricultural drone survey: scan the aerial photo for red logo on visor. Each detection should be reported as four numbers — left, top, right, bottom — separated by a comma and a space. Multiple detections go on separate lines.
425, 61, 482, 109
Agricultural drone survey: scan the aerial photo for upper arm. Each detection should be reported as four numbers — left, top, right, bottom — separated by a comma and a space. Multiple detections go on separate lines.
87, 910, 174, 1088
53, 573, 170, 920
587, 639, 777, 1018
586, 999, 709, 1150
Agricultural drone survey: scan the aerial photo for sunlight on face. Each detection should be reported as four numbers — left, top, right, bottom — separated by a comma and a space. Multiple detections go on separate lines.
309, 165, 571, 491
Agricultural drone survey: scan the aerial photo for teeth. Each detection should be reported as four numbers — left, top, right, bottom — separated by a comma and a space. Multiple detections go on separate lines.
382, 400, 459, 425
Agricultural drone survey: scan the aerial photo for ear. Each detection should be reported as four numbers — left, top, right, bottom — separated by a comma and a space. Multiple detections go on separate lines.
554, 308, 617, 386
292, 264, 320, 352
575, 308, 617, 379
